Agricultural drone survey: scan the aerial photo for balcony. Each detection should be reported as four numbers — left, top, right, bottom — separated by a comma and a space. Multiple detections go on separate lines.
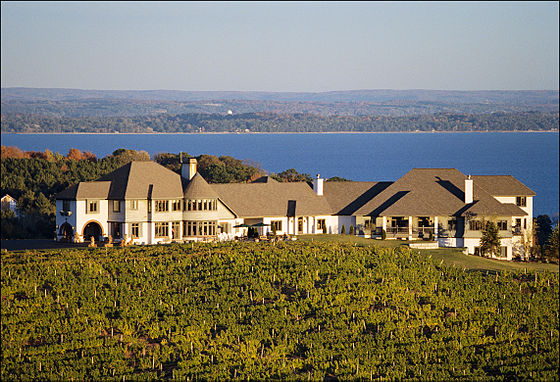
512, 226, 523, 236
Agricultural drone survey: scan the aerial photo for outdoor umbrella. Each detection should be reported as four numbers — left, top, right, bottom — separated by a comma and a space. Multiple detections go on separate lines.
233, 224, 251, 228
250, 222, 270, 227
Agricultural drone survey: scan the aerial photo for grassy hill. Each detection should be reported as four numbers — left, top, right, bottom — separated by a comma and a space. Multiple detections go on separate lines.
2, 241, 558, 380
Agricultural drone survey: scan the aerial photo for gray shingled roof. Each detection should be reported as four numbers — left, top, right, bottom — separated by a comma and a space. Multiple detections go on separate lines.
323, 181, 392, 215
471, 175, 536, 196
56, 181, 111, 200
340, 168, 527, 217
56, 161, 184, 200
184, 173, 220, 199
212, 181, 331, 218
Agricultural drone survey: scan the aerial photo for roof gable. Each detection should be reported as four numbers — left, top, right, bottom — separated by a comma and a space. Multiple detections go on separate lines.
184, 173, 220, 199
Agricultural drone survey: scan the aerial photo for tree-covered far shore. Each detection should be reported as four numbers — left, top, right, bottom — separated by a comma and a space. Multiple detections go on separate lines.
1, 111, 558, 134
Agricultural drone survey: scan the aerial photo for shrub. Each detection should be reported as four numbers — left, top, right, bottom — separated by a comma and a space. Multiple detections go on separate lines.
349, 225, 355, 235
381, 229, 387, 240
341, 225, 346, 235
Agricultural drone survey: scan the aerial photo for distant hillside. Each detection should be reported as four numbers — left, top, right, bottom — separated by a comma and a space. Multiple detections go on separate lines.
2, 111, 557, 133
1, 88, 558, 118
3, 87, 558, 103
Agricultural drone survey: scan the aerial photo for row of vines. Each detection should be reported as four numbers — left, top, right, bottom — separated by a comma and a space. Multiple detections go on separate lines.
1, 241, 558, 380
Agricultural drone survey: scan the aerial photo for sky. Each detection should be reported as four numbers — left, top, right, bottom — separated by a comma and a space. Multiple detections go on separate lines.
1, 1, 558, 92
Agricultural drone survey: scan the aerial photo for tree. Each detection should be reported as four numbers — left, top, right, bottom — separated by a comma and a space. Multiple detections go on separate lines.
349, 225, 355, 235
543, 226, 559, 263
480, 220, 501, 257
535, 215, 553, 248
341, 225, 346, 235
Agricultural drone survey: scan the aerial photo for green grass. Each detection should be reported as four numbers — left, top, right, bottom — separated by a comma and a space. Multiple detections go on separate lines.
298, 234, 559, 273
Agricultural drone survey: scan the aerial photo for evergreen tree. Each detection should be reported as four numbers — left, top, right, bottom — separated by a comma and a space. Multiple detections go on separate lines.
349, 225, 354, 235
341, 225, 346, 235
480, 220, 501, 257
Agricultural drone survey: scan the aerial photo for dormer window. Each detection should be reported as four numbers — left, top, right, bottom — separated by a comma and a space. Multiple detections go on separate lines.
63, 200, 71, 212
112, 200, 121, 212
516, 196, 527, 207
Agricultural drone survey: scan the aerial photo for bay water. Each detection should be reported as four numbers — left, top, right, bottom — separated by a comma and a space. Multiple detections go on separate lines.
2, 132, 558, 217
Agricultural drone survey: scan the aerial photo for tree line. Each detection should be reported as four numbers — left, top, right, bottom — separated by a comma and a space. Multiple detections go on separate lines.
2, 111, 558, 133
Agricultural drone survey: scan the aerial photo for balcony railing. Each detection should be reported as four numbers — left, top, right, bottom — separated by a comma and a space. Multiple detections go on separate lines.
512, 226, 523, 236
385, 227, 410, 235
412, 227, 434, 237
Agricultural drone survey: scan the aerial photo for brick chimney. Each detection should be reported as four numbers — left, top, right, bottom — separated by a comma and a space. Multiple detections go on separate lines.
465, 175, 473, 204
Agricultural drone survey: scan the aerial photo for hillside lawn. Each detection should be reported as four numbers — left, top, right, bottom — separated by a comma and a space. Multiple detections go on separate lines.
297, 234, 559, 273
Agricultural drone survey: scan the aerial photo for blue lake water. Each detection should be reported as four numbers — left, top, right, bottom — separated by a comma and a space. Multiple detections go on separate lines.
2, 132, 559, 218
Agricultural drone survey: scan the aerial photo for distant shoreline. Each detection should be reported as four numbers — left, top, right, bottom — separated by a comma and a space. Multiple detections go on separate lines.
2, 130, 559, 135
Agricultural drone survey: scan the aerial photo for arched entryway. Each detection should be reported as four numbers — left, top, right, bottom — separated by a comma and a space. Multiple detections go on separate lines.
59, 222, 74, 242
83, 221, 103, 242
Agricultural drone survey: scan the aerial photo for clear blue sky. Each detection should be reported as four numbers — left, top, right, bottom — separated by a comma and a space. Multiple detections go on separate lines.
1, 1, 558, 92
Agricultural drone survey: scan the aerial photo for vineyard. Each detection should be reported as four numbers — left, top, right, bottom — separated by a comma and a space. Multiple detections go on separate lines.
2, 242, 558, 380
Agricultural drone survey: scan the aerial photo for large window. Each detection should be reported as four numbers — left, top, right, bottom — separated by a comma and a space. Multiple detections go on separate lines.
172, 200, 182, 211
469, 220, 483, 231
63, 200, 71, 211
516, 196, 527, 207
155, 200, 169, 212
112, 200, 121, 212
497, 220, 508, 231
447, 218, 457, 231
271, 220, 283, 233
131, 223, 140, 238
155, 222, 169, 238
172, 222, 180, 239
183, 220, 217, 236
86, 200, 98, 214
186, 199, 217, 211
499, 246, 508, 258
317, 219, 326, 232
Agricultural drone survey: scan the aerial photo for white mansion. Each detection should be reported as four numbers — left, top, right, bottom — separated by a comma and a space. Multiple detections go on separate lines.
56, 159, 535, 260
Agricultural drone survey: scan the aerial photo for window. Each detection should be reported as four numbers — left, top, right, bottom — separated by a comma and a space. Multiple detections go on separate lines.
186, 199, 218, 211
516, 196, 527, 207
497, 220, 508, 231
523, 218, 527, 229
172, 222, 180, 239
131, 223, 140, 238
155, 200, 169, 212
155, 222, 169, 238
148, 201, 152, 213
111, 222, 121, 238
172, 200, 181, 211
63, 200, 71, 211
469, 220, 483, 231
474, 247, 481, 256
130, 200, 138, 210
112, 200, 121, 212
183, 221, 217, 236
317, 219, 326, 232
447, 218, 457, 231
271, 220, 283, 233
87, 200, 98, 214
221, 223, 231, 234
499, 246, 508, 258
